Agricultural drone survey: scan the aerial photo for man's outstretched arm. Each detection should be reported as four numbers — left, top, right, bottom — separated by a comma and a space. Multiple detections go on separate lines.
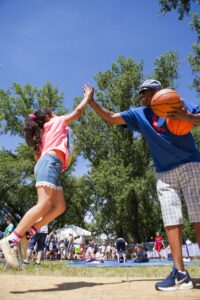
89, 98, 126, 125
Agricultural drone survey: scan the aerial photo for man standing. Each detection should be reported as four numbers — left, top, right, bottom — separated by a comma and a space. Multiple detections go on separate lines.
89, 79, 200, 291
24, 224, 48, 266
115, 237, 127, 263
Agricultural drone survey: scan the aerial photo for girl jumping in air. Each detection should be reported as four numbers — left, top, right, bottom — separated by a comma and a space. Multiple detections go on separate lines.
0, 84, 94, 268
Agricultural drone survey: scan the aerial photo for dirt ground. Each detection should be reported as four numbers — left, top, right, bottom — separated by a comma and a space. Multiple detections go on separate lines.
0, 274, 199, 300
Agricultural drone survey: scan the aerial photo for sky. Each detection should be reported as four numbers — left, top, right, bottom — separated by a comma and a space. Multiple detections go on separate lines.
0, 0, 199, 175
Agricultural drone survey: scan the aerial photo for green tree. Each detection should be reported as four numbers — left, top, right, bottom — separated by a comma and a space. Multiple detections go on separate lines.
74, 53, 180, 242
152, 51, 179, 88
188, 13, 200, 93
158, 1, 200, 95
0, 145, 36, 224
58, 175, 95, 228
0, 82, 66, 136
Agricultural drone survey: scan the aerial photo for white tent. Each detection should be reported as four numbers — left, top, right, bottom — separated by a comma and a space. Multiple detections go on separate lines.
56, 224, 91, 239
74, 237, 84, 244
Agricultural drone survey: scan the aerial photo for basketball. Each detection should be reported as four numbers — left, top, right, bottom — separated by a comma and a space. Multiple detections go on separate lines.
151, 89, 181, 118
166, 118, 193, 136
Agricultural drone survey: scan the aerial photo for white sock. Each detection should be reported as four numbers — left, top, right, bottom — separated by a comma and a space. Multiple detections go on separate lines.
9, 230, 22, 244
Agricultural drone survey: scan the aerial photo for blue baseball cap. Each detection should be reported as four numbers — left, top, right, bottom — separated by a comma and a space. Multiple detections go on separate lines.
139, 79, 161, 94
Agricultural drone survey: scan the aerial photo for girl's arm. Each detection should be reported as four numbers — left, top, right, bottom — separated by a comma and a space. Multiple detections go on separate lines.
63, 84, 94, 125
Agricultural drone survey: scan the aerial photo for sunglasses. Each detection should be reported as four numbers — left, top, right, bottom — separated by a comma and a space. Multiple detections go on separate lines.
139, 90, 149, 95
139, 89, 153, 95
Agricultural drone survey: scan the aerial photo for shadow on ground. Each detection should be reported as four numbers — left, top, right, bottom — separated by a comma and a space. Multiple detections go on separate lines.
10, 278, 200, 294
10, 279, 150, 294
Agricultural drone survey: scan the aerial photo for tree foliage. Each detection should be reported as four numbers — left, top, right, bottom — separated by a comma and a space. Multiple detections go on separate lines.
158, 1, 200, 95
188, 13, 200, 93
159, 0, 200, 20
152, 52, 180, 88
0, 82, 66, 137
0, 145, 35, 224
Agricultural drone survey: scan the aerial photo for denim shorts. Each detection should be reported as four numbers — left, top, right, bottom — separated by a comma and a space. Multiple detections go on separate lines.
34, 153, 62, 190
28, 232, 47, 251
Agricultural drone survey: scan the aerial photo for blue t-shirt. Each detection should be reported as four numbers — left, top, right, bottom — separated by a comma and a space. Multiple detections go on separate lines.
120, 102, 200, 172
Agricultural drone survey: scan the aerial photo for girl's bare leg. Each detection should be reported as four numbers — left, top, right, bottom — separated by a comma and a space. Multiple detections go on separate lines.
32, 189, 66, 230
14, 186, 55, 236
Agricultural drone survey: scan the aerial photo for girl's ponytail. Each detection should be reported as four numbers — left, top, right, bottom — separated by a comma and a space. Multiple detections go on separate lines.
23, 107, 52, 153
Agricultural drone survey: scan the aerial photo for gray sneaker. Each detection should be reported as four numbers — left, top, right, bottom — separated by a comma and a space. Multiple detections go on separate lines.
0, 237, 19, 269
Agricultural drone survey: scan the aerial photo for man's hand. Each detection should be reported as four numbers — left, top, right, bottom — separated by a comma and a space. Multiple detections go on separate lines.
167, 102, 191, 122
82, 83, 94, 102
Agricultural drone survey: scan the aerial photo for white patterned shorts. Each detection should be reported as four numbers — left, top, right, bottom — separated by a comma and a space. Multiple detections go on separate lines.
155, 162, 200, 227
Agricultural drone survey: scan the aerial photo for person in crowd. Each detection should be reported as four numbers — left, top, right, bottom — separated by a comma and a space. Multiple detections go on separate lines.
111, 244, 117, 260
46, 230, 59, 260
58, 239, 66, 260
95, 246, 105, 262
85, 241, 95, 263
93, 241, 98, 255
66, 232, 74, 260
79, 240, 85, 259
73, 241, 81, 260
105, 244, 112, 260
24, 224, 48, 266
115, 237, 127, 263
184, 238, 192, 262
3, 217, 14, 238
154, 232, 165, 259
134, 243, 149, 263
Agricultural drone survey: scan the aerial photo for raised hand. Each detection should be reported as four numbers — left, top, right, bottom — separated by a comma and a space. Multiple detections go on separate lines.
83, 83, 94, 102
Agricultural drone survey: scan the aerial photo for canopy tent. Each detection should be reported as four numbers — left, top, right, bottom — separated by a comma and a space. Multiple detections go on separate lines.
74, 237, 84, 244
56, 224, 91, 239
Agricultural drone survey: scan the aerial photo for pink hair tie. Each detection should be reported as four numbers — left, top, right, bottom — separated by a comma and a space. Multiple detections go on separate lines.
28, 113, 37, 121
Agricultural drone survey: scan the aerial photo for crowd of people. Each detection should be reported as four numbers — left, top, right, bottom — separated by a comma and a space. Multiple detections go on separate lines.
0, 220, 167, 265
22, 231, 119, 264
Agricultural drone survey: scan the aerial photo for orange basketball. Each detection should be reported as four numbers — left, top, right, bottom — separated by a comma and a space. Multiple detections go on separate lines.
166, 118, 193, 135
151, 89, 181, 117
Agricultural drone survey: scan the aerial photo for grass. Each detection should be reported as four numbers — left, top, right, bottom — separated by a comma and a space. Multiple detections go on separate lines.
1, 260, 200, 278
